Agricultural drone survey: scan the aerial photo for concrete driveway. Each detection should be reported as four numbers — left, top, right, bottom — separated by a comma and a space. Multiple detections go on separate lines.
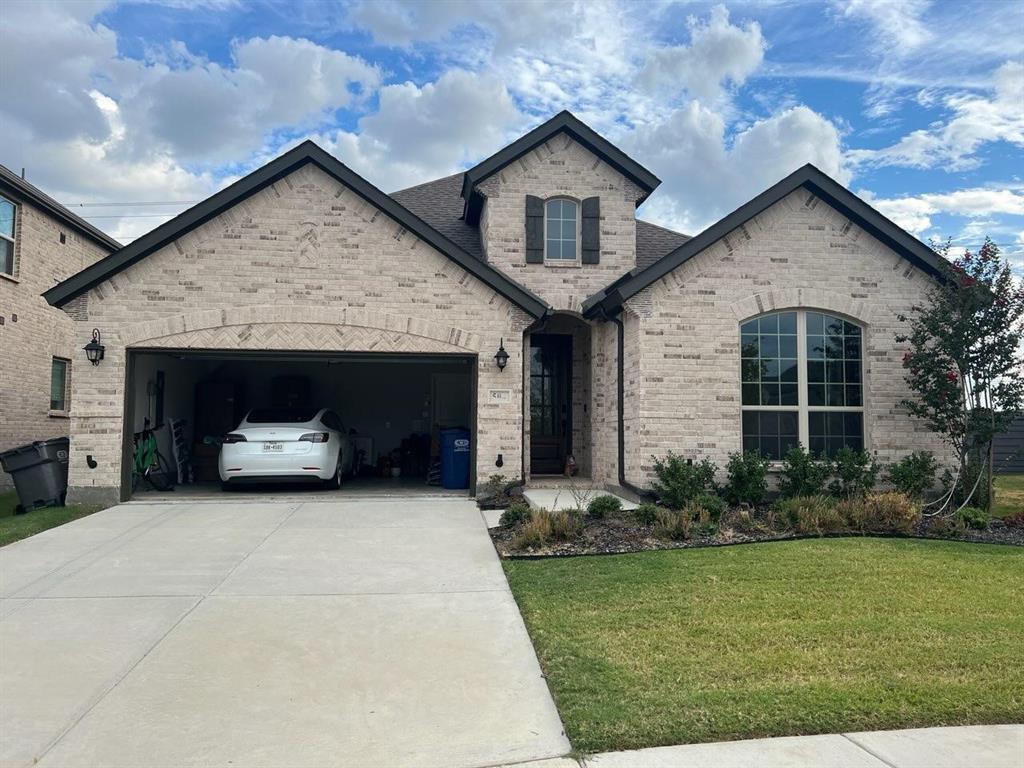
0, 497, 569, 768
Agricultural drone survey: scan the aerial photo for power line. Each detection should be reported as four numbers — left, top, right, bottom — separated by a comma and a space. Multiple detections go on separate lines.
61, 200, 199, 207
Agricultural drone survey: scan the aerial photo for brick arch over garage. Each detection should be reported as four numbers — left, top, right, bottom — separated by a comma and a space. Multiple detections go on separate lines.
728, 288, 876, 327
120, 306, 486, 354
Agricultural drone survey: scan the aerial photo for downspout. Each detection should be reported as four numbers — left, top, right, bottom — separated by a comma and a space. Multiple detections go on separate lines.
603, 310, 649, 499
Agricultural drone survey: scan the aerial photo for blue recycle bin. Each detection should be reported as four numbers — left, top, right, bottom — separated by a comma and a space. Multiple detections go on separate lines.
439, 428, 471, 490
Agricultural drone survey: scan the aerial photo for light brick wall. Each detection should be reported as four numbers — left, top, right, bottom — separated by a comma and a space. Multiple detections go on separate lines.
476, 134, 641, 313
625, 188, 949, 486
62, 164, 532, 503
0, 194, 112, 485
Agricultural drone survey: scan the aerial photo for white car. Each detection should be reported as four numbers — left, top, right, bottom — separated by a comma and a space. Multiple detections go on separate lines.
219, 408, 354, 488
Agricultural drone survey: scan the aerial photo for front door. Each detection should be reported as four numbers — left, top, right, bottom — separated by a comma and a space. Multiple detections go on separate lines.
530, 334, 572, 475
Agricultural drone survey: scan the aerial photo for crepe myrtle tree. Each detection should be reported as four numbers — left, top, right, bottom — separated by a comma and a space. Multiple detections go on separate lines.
897, 238, 1024, 511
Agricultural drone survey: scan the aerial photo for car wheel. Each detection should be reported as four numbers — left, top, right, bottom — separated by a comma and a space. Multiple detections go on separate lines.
326, 457, 343, 490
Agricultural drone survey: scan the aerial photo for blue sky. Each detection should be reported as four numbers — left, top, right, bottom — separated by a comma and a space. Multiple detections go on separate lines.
1, 0, 1022, 275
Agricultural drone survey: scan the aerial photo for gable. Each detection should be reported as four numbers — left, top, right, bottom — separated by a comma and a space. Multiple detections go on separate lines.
582, 164, 949, 318
44, 141, 548, 318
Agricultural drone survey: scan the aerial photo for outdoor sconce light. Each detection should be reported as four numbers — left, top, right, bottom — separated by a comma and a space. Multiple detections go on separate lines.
494, 339, 509, 371
83, 328, 105, 366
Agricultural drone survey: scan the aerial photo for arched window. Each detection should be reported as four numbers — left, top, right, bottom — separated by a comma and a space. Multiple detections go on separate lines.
544, 198, 578, 261
740, 310, 864, 459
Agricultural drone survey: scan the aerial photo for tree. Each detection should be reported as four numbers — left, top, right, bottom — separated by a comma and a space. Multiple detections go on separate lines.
897, 238, 1024, 511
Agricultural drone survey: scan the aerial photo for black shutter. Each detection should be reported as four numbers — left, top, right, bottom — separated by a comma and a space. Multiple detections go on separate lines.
525, 195, 544, 264
581, 196, 600, 264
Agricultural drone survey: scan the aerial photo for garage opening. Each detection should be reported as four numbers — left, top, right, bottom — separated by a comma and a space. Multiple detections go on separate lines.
123, 349, 476, 499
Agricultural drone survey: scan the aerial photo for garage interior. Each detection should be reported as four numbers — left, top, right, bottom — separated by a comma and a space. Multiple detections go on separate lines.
126, 350, 475, 497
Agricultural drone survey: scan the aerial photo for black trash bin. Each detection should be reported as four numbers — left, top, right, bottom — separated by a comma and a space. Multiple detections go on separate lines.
0, 438, 70, 514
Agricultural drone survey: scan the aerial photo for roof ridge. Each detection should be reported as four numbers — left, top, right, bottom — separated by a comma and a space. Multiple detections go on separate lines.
390, 171, 464, 196
636, 218, 690, 238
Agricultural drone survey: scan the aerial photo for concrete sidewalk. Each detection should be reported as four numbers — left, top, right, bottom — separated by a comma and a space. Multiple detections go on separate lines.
504, 724, 1023, 768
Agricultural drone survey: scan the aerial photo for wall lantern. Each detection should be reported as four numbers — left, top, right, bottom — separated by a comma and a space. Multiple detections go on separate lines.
494, 339, 509, 371
83, 328, 105, 366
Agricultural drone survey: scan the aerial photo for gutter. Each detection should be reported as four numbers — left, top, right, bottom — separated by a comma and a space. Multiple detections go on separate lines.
602, 309, 650, 500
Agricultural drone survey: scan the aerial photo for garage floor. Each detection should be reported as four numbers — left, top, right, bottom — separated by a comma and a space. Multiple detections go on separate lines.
0, 498, 569, 768
133, 476, 469, 500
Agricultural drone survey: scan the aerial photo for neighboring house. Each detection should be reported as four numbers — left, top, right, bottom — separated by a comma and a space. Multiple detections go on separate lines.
42, 111, 948, 504
0, 165, 120, 486
994, 414, 1024, 474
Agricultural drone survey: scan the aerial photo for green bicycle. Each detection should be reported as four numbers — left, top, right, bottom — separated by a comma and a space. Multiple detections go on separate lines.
132, 421, 175, 493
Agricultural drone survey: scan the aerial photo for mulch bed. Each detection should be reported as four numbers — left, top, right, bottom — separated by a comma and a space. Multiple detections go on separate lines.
489, 510, 1024, 558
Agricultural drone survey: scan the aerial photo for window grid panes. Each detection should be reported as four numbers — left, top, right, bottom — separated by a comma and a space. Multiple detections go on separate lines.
740, 310, 865, 460
50, 358, 68, 411
544, 199, 577, 261
0, 196, 14, 275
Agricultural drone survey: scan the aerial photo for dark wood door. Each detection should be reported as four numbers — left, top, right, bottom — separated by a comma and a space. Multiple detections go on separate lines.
530, 334, 572, 474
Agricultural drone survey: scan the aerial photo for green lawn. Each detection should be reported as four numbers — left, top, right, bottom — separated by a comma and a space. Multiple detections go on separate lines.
504, 538, 1024, 753
0, 491, 106, 547
994, 473, 1023, 517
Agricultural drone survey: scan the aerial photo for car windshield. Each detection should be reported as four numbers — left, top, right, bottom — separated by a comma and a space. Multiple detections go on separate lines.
245, 408, 318, 424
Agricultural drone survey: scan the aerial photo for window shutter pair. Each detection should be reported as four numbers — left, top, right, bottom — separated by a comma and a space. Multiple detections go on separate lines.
524, 195, 601, 264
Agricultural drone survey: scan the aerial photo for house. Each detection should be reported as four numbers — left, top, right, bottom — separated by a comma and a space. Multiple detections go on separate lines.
0, 165, 120, 487
40, 111, 948, 504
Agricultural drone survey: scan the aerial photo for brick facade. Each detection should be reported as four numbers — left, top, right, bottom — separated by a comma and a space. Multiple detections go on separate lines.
622, 188, 949, 486
0, 192, 112, 485
62, 164, 531, 503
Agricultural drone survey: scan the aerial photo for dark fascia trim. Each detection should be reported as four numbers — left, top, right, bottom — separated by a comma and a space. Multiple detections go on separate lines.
44, 141, 550, 318
582, 163, 950, 318
0, 165, 122, 253
460, 110, 661, 225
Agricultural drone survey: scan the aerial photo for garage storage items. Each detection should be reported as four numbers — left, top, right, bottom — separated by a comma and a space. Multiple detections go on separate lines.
0, 437, 70, 513
439, 428, 471, 489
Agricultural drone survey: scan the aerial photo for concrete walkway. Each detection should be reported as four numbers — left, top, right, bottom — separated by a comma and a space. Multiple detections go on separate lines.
0, 497, 569, 768
502, 724, 1023, 768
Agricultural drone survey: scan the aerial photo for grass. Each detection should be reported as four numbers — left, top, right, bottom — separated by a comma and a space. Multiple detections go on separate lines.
0, 491, 106, 547
504, 538, 1024, 753
993, 473, 1023, 517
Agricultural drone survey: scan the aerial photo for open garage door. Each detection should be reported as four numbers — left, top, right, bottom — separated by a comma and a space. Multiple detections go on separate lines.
123, 349, 476, 498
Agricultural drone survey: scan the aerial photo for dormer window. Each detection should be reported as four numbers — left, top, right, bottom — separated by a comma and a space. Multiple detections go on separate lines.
544, 198, 578, 262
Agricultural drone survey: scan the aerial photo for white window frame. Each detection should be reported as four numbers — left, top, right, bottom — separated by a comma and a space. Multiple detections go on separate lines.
739, 309, 867, 457
543, 197, 580, 265
0, 194, 15, 277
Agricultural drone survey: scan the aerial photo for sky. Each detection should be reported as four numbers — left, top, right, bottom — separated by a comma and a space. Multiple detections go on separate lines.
1, 0, 1022, 276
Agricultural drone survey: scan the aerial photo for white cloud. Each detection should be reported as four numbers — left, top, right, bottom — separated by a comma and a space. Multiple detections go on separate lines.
862, 188, 1024, 235
316, 69, 525, 191
839, 0, 932, 51
848, 61, 1024, 170
624, 104, 847, 234
639, 5, 765, 103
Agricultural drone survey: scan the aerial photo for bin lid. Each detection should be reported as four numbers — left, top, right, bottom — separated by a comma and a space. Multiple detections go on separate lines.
35, 437, 71, 448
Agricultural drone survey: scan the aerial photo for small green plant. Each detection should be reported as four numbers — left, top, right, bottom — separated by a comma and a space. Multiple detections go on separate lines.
956, 506, 989, 530
829, 447, 878, 499
634, 502, 660, 526
778, 446, 831, 498
692, 492, 727, 524
775, 495, 845, 535
653, 507, 692, 541
723, 450, 769, 506
885, 451, 939, 498
587, 494, 623, 519
842, 492, 920, 534
509, 508, 583, 549
651, 453, 718, 509
482, 474, 507, 498
499, 500, 531, 527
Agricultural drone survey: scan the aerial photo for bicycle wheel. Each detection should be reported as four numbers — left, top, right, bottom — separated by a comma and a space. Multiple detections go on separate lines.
146, 450, 176, 492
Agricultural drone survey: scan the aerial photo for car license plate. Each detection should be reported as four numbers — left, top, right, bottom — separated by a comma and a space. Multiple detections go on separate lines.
263, 441, 283, 452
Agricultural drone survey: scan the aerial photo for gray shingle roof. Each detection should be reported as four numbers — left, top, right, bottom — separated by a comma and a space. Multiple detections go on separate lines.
391, 173, 484, 260
391, 174, 691, 269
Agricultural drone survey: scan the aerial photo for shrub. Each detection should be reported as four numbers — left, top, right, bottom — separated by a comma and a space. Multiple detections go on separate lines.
956, 506, 989, 530
587, 494, 623, 519
775, 495, 845, 535
509, 508, 583, 549
930, 515, 965, 538
723, 450, 770, 506
481, 473, 507, 498
499, 500, 531, 527
653, 507, 692, 541
651, 453, 718, 509
843, 492, 920, 534
1003, 510, 1024, 528
829, 447, 878, 499
692, 492, 727, 524
634, 502, 660, 526
885, 451, 939, 498
777, 446, 832, 498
